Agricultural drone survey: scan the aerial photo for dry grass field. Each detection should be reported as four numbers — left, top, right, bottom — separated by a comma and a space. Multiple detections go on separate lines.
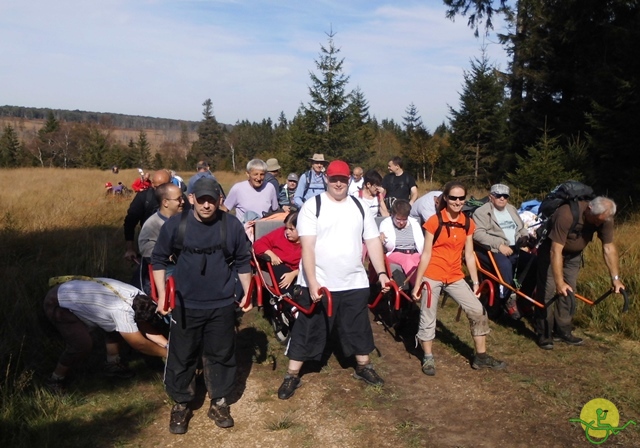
1, 168, 639, 447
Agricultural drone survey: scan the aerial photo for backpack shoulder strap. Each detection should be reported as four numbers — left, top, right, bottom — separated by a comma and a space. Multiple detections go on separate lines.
432, 211, 444, 244
350, 195, 365, 220
303, 170, 313, 197
315, 193, 322, 218
173, 208, 191, 254
218, 210, 233, 265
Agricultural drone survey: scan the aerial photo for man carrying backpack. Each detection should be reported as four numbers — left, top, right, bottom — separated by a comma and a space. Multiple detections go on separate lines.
293, 153, 328, 208
535, 195, 624, 350
151, 177, 252, 434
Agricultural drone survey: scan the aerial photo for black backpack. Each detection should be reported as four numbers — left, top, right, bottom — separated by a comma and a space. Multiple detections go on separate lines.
536, 181, 595, 244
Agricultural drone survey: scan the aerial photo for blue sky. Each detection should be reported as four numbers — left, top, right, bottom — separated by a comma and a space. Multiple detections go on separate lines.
0, 0, 509, 130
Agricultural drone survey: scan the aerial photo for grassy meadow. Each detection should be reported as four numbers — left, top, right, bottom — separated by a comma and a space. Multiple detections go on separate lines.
0, 167, 638, 446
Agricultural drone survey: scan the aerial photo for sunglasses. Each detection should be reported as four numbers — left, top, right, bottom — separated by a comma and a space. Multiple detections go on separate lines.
447, 195, 466, 202
492, 193, 510, 199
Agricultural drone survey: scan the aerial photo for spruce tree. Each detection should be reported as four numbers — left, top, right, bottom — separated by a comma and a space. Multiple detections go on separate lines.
0, 125, 21, 167
137, 129, 151, 169
448, 49, 509, 186
189, 99, 224, 169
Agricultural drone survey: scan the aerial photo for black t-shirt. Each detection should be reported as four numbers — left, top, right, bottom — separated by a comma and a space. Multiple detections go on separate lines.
382, 171, 417, 201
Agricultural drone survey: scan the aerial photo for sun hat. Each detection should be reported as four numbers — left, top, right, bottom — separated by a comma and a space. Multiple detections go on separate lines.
308, 153, 328, 164
266, 158, 281, 172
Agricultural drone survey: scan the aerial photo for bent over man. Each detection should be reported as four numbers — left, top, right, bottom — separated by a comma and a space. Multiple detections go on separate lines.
44, 277, 167, 391
277, 160, 390, 400
535, 196, 624, 350
152, 177, 252, 434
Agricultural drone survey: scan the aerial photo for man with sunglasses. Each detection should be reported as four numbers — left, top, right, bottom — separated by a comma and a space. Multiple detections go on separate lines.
277, 160, 390, 400
473, 184, 535, 320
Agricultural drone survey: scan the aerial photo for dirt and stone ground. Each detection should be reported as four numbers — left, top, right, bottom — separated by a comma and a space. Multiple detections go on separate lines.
132, 302, 640, 448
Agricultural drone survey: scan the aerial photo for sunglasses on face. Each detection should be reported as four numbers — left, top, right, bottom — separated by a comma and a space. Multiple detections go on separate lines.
492, 193, 509, 199
447, 195, 466, 202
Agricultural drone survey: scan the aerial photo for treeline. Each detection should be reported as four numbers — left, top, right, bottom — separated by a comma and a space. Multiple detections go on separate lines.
0, 105, 201, 132
2, 0, 639, 208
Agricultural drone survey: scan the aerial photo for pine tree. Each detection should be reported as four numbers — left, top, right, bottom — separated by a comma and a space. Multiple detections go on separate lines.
300, 30, 352, 158
0, 125, 21, 167
137, 130, 151, 169
506, 127, 582, 197
189, 99, 225, 169
448, 49, 509, 186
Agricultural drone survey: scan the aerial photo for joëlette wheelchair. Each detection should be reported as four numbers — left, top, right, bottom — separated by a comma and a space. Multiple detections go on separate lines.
246, 219, 333, 344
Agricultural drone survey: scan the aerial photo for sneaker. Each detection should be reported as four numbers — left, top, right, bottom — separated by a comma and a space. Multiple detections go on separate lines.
554, 333, 584, 346
169, 403, 192, 434
537, 338, 554, 350
278, 374, 301, 400
208, 400, 234, 428
104, 361, 135, 379
471, 354, 506, 370
353, 364, 385, 386
421, 357, 435, 376
504, 294, 521, 320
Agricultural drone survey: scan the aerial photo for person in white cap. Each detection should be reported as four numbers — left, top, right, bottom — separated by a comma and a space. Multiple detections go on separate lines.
293, 153, 328, 208
472, 183, 534, 320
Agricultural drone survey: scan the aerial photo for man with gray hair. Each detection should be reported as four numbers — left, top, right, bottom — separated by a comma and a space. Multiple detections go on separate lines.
535, 195, 624, 350
223, 159, 279, 222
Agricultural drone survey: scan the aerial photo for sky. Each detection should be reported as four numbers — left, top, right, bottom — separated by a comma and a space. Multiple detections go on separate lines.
0, 0, 510, 131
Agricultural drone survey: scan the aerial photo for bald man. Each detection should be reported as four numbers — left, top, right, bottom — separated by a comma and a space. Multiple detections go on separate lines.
124, 169, 172, 262
348, 166, 364, 196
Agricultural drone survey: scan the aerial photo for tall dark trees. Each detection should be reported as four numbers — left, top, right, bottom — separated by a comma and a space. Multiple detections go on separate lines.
448, 49, 508, 187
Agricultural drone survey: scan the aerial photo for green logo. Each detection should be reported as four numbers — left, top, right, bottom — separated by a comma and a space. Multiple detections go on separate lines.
569, 398, 636, 444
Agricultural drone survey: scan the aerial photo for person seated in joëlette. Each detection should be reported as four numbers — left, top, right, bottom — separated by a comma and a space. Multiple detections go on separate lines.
379, 199, 424, 287
253, 212, 301, 295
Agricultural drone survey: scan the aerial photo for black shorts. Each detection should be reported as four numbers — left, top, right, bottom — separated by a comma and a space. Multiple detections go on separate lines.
285, 287, 375, 361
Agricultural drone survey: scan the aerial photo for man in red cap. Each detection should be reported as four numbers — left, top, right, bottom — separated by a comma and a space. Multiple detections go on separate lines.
277, 160, 390, 400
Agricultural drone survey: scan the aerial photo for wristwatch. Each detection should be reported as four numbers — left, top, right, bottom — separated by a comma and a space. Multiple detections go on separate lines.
612, 275, 620, 281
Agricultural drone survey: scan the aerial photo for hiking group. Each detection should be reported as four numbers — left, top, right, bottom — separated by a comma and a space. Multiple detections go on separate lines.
45, 156, 626, 435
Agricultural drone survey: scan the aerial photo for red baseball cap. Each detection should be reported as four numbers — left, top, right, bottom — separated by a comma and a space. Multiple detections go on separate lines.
326, 160, 350, 178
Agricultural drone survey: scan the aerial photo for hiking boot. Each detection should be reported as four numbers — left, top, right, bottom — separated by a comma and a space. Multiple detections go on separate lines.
353, 364, 384, 386
46, 377, 66, 394
169, 403, 192, 434
504, 294, 521, 320
537, 338, 554, 350
554, 333, 584, 346
104, 361, 135, 379
208, 400, 234, 428
421, 357, 435, 376
277, 375, 301, 400
471, 353, 506, 370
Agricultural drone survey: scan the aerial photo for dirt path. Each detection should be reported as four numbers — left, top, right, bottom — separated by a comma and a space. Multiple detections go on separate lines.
135, 306, 639, 447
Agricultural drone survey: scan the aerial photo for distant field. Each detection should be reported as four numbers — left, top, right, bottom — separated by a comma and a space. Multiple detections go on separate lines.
0, 117, 198, 154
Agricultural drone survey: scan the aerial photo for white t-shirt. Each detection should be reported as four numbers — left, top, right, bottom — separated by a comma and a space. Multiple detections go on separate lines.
57, 278, 142, 333
493, 208, 517, 245
297, 193, 379, 291
348, 177, 364, 196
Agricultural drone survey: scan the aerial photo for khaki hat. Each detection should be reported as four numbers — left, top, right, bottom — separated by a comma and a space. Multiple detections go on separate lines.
266, 158, 281, 172
308, 153, 328, 164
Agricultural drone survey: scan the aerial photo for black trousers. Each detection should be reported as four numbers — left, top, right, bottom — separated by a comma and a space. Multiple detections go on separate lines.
165, 303, 237, 404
